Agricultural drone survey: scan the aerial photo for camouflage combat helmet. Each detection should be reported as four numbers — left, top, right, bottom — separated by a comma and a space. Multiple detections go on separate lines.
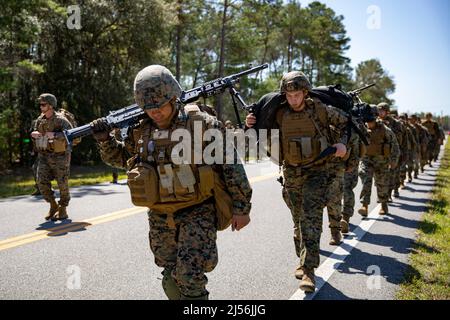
38, 93, 57, 108
134, 65, 182, 110
377, 102, 390, 112
390, 109, 399, 117
280, 71, 312, 93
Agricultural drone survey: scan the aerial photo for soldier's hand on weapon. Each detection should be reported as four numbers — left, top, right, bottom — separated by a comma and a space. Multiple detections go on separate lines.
90, 118, 111, 142
231, 214, 250, 231
31, 131, 42, 139
245, 114, 256, 128
333, 143, 347, 158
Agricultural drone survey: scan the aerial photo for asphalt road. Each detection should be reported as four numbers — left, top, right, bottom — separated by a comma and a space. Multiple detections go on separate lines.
0, 148, 443, 300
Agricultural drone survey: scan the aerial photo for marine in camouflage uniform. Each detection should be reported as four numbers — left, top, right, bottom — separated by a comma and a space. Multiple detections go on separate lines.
326, 124, 361, 241
377, 103, 406, 199
91, 65, 252, 300
410, 115, 431, 173
30, 94, 73, 221
358, 109, 400, 216
246, 71, 349, 293
399, 113, 419, 183
341, 124, 365, 234
422, 113, 444, 164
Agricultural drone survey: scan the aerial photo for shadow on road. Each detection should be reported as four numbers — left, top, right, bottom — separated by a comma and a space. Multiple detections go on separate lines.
0, 185, 124, 203
336, 247, 413, 286
36, 219, 91, 237
313, 278, 353, 300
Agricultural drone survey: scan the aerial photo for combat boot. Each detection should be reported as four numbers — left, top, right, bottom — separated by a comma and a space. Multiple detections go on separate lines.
358, 204, 368, 217
45, 199, 59, 221
394, 189, 400, 198
329, 229, 342, 245
294, 265, 304, 280
379, 203, 389, 215
299, 269, 316, 293
55, 206, 68, 220
162, 269, 181, 300
340, 215, 350, 234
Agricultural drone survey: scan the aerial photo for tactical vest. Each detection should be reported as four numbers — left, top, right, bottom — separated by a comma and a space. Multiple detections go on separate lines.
366, 122, 391, 157
126, 105, 233, 230
279, 99, 330, 167
384, 117, 404, 147
35, 113, 68, 153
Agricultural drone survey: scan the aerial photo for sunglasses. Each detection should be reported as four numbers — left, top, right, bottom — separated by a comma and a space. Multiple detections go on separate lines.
39, 103, 48, 106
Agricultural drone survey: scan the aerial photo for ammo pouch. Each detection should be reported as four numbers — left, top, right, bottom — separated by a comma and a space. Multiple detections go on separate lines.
35, 136, 49, 151
286, 136, 326, 166
50, 138, 67, 153
383, 143, 391, 157
127, 162, 159, 207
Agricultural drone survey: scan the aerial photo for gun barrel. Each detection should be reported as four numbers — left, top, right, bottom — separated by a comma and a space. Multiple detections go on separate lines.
349, 83, 376, 96
227, 63, 269, 80
180, 63, 269, 104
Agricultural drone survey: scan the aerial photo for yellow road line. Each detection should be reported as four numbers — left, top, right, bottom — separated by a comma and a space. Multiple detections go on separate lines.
0, 172, 278, 252
0, 207, 145, 251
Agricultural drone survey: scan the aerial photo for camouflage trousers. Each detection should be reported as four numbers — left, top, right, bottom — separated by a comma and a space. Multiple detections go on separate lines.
343, 167, 359, 217
37, 153, 71, 206
148, 202, 218, 297
359, 157, 390, 205
431, 141, 441, 161
282, 165, 329, 269
325, 166, 345, 230
388, 160, 401, 192
402, 151, 417, 181
428, 141, 438, 162
32, 157, 40, 189
419, 145, 429, 169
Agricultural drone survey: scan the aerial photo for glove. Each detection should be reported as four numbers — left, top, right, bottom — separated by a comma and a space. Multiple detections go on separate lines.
90, 118, 111, 142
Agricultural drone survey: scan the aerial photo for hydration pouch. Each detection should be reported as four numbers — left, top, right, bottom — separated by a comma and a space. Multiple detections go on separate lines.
127, 163, 159, 207
212, 170, 233, 231
300, 137, 312, 158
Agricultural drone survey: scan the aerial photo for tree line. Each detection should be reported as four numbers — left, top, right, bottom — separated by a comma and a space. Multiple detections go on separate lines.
0, 0, 397, 170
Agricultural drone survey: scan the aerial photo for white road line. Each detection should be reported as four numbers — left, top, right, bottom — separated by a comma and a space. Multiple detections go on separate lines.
289, 204, 382, 300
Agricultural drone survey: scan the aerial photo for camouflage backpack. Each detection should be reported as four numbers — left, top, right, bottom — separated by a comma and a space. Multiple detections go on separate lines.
57, 108, 81, 146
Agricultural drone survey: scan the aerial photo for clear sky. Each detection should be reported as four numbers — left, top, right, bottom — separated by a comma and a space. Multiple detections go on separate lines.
303, 0, 450, 116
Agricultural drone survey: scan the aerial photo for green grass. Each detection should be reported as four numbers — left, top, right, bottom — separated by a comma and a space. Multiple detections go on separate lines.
0, 165, 126, 198
396, 139, 450, 300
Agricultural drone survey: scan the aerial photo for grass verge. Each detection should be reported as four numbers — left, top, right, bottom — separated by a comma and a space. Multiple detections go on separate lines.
396, 139, 450, 300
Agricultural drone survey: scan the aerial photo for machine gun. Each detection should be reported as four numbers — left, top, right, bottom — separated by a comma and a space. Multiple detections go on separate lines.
348, 83, 376, 104
63, 64, 269, 148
